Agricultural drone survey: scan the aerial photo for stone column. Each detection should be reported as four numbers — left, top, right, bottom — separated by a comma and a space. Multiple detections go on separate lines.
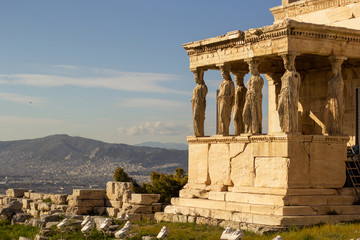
217, 66, 235, 136
243, 58, 264, 134
324, 56, 347, 135
265, 73, 282, 134
191, 69, 208, 137
278, 53, 301, 133
231, 70, 248, 135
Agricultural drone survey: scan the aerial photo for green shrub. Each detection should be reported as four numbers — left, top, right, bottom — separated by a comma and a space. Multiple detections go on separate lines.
141, 168, 188, 203
113, 167, 188, 203
43, 197, 52, 203
113, 166, 143, 193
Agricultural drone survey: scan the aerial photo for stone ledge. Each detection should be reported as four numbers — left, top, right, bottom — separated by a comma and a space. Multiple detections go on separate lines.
157, 208, 360, 229
167, 197, 360, 217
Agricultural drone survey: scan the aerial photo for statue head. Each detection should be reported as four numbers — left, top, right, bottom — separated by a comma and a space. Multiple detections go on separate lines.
247, 59, 260, 76
329, 56, 345, 77
193, 69, 204, 84
231, 71, 247, 86
282, 54, 297, 72
220, 66, 232, 81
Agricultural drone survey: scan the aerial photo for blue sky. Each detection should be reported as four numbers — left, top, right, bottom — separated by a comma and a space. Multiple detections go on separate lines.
0, 0, 277, 144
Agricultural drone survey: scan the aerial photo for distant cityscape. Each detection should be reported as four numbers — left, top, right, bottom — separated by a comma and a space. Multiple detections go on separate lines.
0, 135, 188, 195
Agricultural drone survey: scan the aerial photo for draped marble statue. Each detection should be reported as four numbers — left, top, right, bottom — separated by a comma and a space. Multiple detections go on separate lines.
277, 54, 301, 133
243, 59, 263, 134
324, 56, 346, 135
191, 69, 208, 137
232, 71, 248, 135
217, 67, 235, 136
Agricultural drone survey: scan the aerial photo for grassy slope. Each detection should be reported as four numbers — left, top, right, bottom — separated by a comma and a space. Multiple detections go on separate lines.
0, 220, 360, 240
0, 220, 39, 240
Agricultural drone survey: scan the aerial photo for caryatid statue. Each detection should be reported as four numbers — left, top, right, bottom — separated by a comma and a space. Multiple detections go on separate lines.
243, 59, 263, 134
191, 69, 208, 137
277, 53, 301, 133
232, 70, 248, 135
324, 56, 346, 135
217, 66, 235, 136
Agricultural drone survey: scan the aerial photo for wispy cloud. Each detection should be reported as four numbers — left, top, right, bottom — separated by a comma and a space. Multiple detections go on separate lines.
53, 65, 79, 70
117, 98, 187, 110
0, 92, 46, 106
0, 66, 187, 94
118, 121, 191, 136
0, 116, 63, 125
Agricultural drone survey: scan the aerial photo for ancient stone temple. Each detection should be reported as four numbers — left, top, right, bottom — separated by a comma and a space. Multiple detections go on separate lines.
155, 0, 360, 230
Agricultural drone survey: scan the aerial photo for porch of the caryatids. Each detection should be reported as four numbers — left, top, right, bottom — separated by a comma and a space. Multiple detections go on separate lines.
277, 53, 301, 133
231, 70, 248, 135
324, 56, 347, 135
191, 69, 208, 137
217, 66, 235, 136
243, 58, 264, 134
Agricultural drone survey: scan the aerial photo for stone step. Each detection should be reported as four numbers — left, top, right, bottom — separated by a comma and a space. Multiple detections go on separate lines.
168, 197, 360, 216
178, 189, 356, 207
157, 210, 360, 227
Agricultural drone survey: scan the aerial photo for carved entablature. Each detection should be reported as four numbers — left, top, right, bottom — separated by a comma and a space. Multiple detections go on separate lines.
271, 0, 359, 22
183, 20, 360, 71
186, 134, 343, 144
183, 30, 245, 56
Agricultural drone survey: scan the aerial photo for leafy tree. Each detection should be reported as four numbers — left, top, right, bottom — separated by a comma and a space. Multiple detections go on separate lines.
113, 167, 133, 182
142, 168, 188, 203
113, 167, 143, 192
113, 167, 188, 203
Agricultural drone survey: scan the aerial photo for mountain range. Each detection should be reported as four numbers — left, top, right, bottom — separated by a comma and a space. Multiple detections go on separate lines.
0, 134, 188, 194
135, 141, 188, 150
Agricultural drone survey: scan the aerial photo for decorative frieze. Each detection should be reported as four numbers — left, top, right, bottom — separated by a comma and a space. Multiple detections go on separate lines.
271, 0, 360, 22
183, 20, 360, 58
186, 134, 348, 144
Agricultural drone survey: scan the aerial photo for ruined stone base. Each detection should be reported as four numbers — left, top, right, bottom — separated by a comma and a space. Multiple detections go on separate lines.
155, 188, 360, 233
157, 134, 359, 230
155, 212, 286, 234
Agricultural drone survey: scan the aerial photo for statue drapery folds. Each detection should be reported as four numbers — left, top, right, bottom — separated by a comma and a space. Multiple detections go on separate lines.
192, 69, 208, 137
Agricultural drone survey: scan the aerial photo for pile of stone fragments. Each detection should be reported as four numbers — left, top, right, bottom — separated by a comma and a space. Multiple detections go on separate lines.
0, 181, 164, 239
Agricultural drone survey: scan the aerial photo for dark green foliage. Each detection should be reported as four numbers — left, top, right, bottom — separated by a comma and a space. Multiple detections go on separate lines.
43, 197, 52, 203
113, 166, 143, 193
141, 168, 188, 203
113, 167, 188, 203
114, 167, 133, 182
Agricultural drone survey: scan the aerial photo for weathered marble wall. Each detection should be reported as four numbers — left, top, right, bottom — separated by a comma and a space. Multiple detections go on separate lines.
185, 135, 348, 197
299, 66, 360, 144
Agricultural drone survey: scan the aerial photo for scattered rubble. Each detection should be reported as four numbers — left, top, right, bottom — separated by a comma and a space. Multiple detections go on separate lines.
0, 182, 164, 239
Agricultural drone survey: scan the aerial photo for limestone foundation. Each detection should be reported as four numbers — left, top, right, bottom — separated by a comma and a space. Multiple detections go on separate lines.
157, 0, 360, 231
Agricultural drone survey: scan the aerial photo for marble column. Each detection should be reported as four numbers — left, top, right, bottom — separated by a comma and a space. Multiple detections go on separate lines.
217, 66, 235, 136
265, 73, 282, 134
278, 53, 301, 133
324, 56, 347, 135
191, 69, 208, 137
243, 58, 264, 134
232, 70, 248, 135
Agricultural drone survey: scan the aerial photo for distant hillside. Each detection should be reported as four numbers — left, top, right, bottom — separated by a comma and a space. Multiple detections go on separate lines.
0, 135, 188, 194
135, 141, 188, 150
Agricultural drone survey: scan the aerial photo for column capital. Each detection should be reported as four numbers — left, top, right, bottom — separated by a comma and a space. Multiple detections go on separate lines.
216, 64, 231, 71
329, 55, 347, 60
190, 67, 208, 72
278, 51, 300, 58
230, 69, 248, 74
329, 55, 347, 65
244, 57, 261, 64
